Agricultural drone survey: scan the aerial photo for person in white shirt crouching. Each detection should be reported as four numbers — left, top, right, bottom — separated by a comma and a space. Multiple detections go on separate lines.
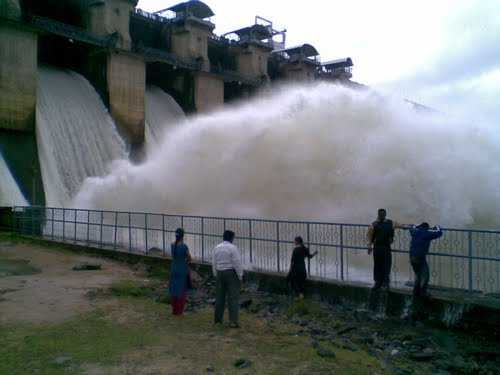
212, 230, 243, 328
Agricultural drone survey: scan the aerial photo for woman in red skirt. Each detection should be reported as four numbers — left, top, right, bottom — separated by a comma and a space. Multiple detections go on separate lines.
169, 228, 192, 315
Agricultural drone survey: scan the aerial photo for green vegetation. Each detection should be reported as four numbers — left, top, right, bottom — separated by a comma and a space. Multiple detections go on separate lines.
287, 297, 328, 320
0, 295, 386, 375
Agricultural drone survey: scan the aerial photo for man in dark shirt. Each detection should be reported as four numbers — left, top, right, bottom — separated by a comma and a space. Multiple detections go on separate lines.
367, 209, 404, 290
408, 223, 443, 297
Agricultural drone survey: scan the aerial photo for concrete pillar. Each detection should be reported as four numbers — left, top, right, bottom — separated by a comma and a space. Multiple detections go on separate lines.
171, 19, 214, 72
193, 72, 224, 113
234, 44, 271, 81
107, 52, 145, 146
86, 0, 137, 50
0, 24, 37, 132
282, 62, 317, 81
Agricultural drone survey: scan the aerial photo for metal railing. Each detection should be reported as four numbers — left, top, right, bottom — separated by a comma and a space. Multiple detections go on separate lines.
10, 206, 500, 294
27, 15, 114, 48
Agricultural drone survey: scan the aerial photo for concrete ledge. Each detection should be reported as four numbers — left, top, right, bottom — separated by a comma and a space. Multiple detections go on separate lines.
9, 235, 500, 334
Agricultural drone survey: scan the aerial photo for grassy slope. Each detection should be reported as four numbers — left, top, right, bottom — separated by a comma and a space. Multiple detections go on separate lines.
0, 294, 385, 375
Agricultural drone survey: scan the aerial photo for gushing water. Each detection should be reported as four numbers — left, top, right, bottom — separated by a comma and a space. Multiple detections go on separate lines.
75, 83, 500, 228
145, 85, 185, 150
37, 66, 127, 207
0, 152, 27, 206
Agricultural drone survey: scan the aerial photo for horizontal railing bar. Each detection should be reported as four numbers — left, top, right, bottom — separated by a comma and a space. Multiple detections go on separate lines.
14, 205, 500, 234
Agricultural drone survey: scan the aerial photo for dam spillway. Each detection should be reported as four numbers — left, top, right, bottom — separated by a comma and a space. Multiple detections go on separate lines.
36, 66, 128, 207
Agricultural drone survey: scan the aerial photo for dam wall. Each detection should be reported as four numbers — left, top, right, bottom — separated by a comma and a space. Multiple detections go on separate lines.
0, 0, 357, 205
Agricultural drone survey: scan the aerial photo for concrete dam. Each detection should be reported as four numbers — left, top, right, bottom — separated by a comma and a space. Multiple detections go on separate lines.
1, 0, 500, 230
0, 0, 355, 209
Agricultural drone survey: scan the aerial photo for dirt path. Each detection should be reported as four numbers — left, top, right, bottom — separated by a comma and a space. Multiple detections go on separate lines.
0, 240, 139, 324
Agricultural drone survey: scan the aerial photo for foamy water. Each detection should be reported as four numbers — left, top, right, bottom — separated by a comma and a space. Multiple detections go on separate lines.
74, 82, 500, 228
145, 85, 185, 151
37, 66, 127, 207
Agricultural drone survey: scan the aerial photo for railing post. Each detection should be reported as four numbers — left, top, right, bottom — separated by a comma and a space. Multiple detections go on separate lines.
51, 208, 55, 240
145, 213, 148, 254
71, 209, 75, 242
162, 214, 166, 257
468, 231, 473, 292
249, 219, 253, 264
86, 210, 90, 244
340, 224, 344, 281
99, 210, 103, 248
128, 212, 132, 252
31, 207, 34, 236
113, 211, 118, 250
201, 217, 205, 262
276, 221, 280, 273
307, 223, 311, 276
62, 208, 65, 241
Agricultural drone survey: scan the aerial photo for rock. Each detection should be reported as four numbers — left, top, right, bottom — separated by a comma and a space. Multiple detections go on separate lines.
337, 325, 356, 335
410, 348, 435, 361
240, 299, 253, 309
53, 356, 72, 365
72, 263, 101, 271
233, 358, 251, 369
316, 346, 336, 359
391, 349, 400, 356
310, 327, 326, 337
148, 247, 163, 255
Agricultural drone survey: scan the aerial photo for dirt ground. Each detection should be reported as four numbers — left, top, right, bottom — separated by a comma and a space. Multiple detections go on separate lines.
0, 239, 137, 324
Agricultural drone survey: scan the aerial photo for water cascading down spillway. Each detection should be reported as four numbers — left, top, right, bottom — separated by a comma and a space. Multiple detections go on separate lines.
36, 66, 127, 207
0, 152, 28, 207
145, 85, 185, 150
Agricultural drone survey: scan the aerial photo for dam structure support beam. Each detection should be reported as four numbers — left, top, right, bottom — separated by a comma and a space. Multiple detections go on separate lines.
234, 43, 271, 82
193, 72, 224, 113
0, 23, 37, 132
107, 51, 146, 153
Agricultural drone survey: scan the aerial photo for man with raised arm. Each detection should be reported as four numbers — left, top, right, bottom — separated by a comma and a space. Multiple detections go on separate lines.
407, 222, 443, 297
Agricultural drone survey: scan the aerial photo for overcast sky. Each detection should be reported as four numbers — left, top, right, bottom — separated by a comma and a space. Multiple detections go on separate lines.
137, 0, 500, 123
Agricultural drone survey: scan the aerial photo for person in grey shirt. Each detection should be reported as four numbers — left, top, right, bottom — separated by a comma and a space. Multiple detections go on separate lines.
212, 230, 243, 328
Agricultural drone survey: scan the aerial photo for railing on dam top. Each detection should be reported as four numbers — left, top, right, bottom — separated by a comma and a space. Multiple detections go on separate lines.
27, 15, 115, 48
10, 206, 500, 294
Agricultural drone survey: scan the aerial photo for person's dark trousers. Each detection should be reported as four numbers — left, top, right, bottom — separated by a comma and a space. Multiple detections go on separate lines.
410, 256, 430, 296
373, 245, 392, 288
214, 269, 241, 324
